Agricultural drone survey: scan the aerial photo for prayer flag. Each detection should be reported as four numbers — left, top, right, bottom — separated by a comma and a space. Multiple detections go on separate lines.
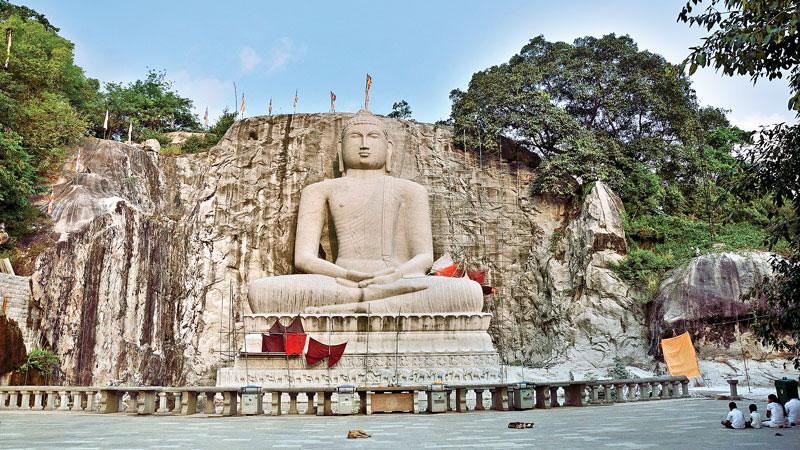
293, 89, 298, 114
46, 192, 54, 215
127, 122, 132, 143
330, 91, 336, 112
102, 110, 109, 130
660, 332, 701, 378
240, 94, 245, 116
365, 73, 372, 111
203, 106, 209, 127
4, 28, 11, 69
75, 148, 82, 172
268, 97, 272, 115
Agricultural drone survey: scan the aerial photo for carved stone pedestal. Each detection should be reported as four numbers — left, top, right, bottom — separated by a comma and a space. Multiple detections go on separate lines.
217, 313, 502, 387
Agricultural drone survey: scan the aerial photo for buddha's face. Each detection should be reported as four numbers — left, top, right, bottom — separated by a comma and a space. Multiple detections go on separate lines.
341, 122, 390, 171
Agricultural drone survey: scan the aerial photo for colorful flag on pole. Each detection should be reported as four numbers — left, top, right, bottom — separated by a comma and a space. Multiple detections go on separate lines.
293, 89, 298, 114
240, 94, 245, 117
46, 192, 54, 215
127, 122, 132, 143
365, 73, 372, 111
102, 110, 109, 130
4, 29, 12, 69
203, 106, 209, 128
268, 97, 272, 116
330, 91, 336, 113
75, 148, 82, 172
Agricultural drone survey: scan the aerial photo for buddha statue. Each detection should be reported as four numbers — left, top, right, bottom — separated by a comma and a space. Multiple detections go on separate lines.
248, 110, 483, 315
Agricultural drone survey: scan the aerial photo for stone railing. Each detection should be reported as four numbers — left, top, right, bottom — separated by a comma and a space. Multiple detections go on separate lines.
0, 376, 689, 416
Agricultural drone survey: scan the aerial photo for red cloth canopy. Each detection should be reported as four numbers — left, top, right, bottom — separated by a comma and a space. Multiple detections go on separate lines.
284, 315, 307, 355
261, 334, 285, 353
305, 337, 347, 368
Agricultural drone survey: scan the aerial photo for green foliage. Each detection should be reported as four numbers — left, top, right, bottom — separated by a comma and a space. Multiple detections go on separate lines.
607, 356, 631, 380
387, 100, 412, 119
138, 128, 171, 147
0, 0, 58, 31
613, 248, 672, 299
17, 348, 59, 376
679, 0, 800, 112
103, 69, 200, 139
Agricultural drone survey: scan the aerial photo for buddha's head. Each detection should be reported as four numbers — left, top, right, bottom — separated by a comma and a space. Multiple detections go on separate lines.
338, 110, 393, 173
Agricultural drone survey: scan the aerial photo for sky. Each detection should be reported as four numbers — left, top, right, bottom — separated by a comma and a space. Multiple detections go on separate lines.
22, 0, 797, 130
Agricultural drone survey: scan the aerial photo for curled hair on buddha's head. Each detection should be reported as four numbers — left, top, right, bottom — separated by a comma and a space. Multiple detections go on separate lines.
340, 109, 389, 140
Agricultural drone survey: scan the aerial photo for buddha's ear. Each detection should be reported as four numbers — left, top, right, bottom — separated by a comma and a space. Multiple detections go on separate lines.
386, 140, 393, 173
337, 141, 345, 174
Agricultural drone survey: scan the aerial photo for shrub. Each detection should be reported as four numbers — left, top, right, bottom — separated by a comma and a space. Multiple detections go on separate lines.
138, 128, 171, 147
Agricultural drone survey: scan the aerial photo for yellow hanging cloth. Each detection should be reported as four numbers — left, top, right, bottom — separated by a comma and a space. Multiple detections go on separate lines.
661, 332, 701, 378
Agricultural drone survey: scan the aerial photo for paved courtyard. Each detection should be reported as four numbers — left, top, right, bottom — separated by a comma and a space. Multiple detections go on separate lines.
0, 398, 797, 449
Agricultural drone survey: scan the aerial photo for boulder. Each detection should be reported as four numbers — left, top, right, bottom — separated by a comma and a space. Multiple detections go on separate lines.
142, 139, 161, 153
653, 251, 775, 325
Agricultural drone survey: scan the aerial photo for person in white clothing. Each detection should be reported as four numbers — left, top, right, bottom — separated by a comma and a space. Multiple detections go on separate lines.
746, 404, 763, 429
721, 402, 746, 429
785, 396, 800, 426
763, 394, 787, 428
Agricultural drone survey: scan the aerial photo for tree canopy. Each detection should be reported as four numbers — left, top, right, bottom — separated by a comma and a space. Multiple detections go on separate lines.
387, 100, 412, 119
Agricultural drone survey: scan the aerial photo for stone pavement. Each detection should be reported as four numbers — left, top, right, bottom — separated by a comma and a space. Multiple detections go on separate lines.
0, 398, 797, 449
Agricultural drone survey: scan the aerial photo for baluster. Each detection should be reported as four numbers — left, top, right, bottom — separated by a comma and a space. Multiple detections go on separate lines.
20, 390, 31, 410
57, 391, 70, 411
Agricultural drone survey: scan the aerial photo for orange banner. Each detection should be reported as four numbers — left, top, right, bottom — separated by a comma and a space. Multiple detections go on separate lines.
661, 332, 701, 378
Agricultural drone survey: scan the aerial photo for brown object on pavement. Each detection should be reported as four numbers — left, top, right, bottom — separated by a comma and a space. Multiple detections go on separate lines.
347, 430, 372, 439
508, 422, 534, 429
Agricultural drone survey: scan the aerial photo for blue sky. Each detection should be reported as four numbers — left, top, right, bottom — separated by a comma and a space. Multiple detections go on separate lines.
23, 0, 797, 130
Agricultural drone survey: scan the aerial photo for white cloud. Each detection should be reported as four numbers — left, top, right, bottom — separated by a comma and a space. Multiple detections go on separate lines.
171, 70, 232, 122
729, 112, 794, 132
239, 47, 262, 73
266, 37, 305, 73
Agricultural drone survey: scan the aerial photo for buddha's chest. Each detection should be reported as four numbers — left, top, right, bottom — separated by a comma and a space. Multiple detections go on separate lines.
327, 180, 403, 234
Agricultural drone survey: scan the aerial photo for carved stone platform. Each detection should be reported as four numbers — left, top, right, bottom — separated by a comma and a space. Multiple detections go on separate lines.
216, 313, 503, 387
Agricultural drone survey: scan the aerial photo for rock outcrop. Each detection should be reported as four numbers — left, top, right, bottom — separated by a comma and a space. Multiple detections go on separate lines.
26, 113, 648, 385
652, 252, 775, 326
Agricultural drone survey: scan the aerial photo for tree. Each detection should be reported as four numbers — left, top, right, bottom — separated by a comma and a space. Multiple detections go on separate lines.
450, 34, 715, 209
102, 69, 200, 139
679, 0, 800, 366
0, 0, 58, 32
387, 100, 412, 119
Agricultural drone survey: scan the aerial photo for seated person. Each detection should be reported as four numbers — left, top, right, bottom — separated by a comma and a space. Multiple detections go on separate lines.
785, 395, 800, 426
721, 401, 746, 429
763, 394, 787, 428
746, 404, 762, 429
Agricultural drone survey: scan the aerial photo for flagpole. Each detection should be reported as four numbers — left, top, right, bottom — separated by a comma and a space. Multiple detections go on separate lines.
233, 82, 238, 119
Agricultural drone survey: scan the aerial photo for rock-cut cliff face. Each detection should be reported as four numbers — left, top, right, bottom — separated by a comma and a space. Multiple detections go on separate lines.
27, 113, 647, 385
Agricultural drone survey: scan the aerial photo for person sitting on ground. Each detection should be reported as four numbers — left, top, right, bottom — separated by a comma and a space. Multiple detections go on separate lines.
785, 395, 800, 426
721, 401, 746, 429
746, 404, 762, 429
763, 394, 788, 428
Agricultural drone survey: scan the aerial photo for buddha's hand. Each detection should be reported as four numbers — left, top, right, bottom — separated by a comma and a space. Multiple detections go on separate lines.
344, 270, 373, 282
358, 269, 402, 288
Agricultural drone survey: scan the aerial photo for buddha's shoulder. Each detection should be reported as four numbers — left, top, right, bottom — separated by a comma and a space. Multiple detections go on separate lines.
391, 177, 428, 195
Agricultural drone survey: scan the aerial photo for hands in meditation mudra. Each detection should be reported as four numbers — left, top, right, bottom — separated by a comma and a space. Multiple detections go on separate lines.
248, 110, 483, 314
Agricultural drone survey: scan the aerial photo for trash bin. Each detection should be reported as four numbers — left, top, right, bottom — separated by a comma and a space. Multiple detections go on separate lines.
337, 385, 357, 415
775, 378, 798, 404
240, 385, 262, 415
513, 382, 535, 410
427, 383, 447, 413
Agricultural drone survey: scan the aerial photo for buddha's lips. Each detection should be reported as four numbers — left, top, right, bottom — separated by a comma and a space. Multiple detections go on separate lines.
358, 151, 371, 157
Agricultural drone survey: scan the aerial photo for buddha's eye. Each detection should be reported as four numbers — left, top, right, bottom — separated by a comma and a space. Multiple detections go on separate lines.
349, 133, 360, 139
368, 133, 379, 138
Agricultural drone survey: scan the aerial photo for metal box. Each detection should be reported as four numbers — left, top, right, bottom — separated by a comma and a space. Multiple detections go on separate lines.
427, 384, 447, 413
240, 385, 262, 415
775, 378, 799, 404
337, 385, 358, 415
513, 383, 535, 410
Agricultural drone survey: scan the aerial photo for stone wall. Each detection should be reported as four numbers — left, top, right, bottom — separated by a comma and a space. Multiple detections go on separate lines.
27, 113, 648, 385
0, 273, 35, 350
